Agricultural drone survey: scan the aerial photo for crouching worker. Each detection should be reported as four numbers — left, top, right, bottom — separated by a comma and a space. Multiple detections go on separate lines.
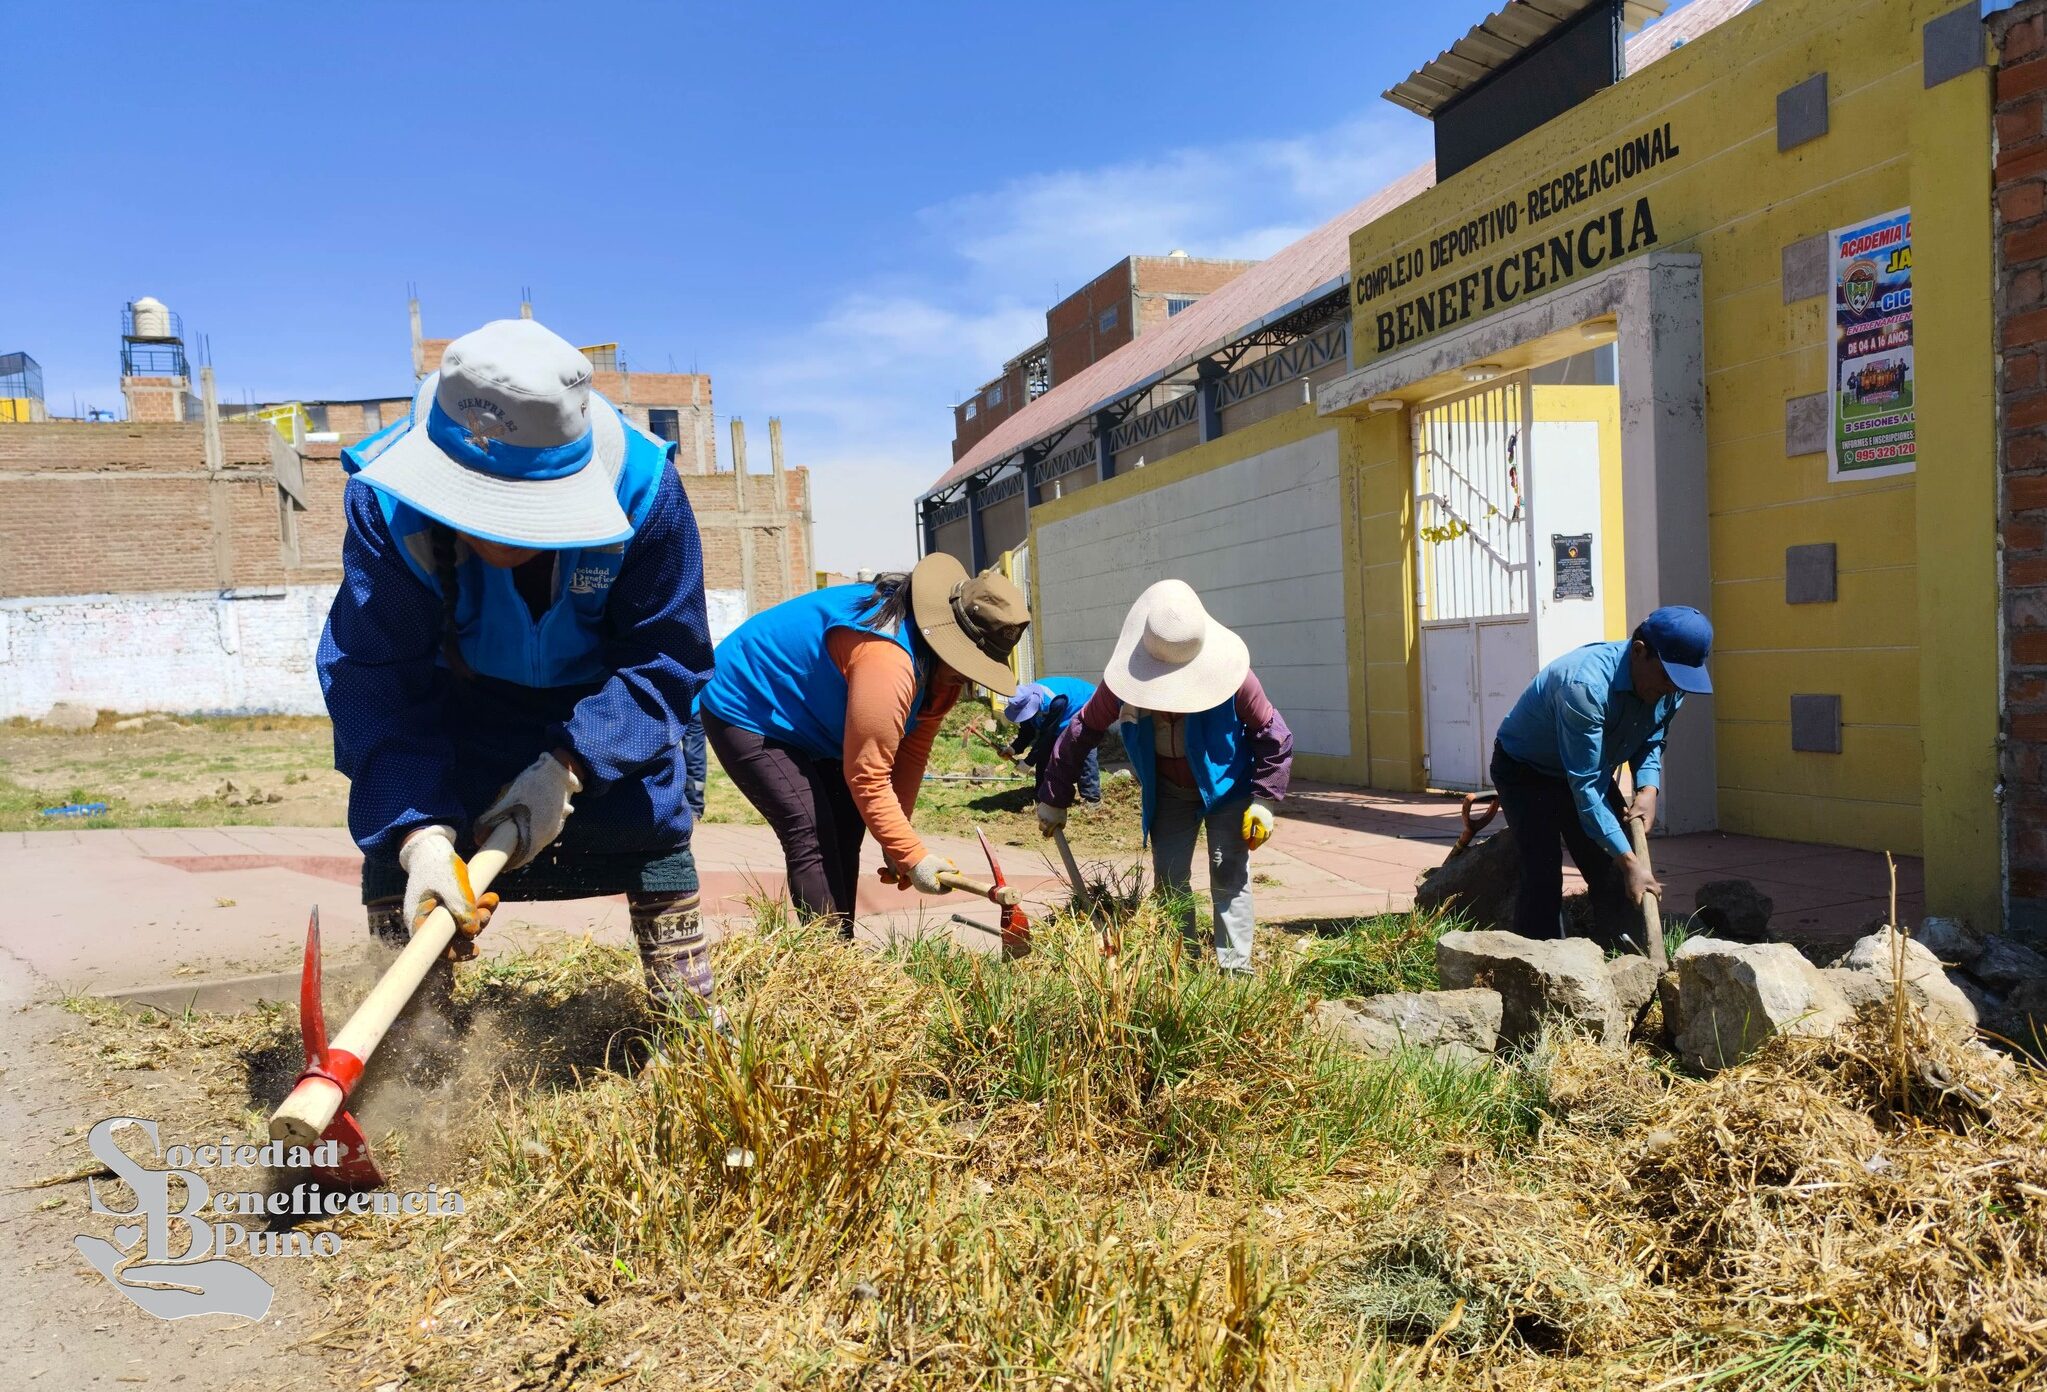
1000, 677, 1101, 803
1037, 580, 1292, 972
317, 320, 718, 1021
698, 554, 1029, 937
1490, 606, 1712, 945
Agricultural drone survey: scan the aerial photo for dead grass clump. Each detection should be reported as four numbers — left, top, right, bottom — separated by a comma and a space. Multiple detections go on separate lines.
1563, 1011, 2047, 1385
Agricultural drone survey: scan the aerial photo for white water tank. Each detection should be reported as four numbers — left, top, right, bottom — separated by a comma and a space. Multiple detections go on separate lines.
130, 296, 171, 338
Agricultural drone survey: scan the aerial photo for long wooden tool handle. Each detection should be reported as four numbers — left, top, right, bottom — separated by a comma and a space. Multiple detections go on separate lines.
937, 869, 1019, 907
270, 822, 521, 1147
1051, 826, 1087, 899
1629, 814, 1668, 972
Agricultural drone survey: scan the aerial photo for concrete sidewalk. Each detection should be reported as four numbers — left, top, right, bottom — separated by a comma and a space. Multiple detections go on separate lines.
0, 787, 1922, 1005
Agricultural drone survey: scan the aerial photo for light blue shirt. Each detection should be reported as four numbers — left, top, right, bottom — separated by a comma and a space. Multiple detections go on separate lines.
1494, 640, 1683, 859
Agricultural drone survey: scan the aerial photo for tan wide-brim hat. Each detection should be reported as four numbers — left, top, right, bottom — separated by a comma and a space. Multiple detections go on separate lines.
1105, 579, 1249, 714
908, 552, 1030, 696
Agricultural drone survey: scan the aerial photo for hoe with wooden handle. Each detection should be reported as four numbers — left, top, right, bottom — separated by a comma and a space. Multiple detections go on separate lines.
1628, 813, 1669, 972
269, 821, 520, 1188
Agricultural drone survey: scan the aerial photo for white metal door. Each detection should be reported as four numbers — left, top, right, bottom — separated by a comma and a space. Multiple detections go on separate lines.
1413, 375, 1537, 791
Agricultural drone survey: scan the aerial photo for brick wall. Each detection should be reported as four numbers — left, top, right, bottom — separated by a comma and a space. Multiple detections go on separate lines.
952, 363, 1027, 461
121, 376, 188, 422
1047, 259, 1136, 387
679, 467, 812, 610
1998, 0, 2047, 926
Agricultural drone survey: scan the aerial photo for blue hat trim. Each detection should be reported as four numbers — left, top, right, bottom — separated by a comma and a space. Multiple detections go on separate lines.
426, 398, 594, 481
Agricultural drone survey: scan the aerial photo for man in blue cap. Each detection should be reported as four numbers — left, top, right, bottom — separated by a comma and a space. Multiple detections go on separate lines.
1001, 677, 1101, 803
1489, 606, 1713, 944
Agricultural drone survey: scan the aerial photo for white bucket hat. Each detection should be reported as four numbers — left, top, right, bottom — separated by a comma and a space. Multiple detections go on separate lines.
1104, 579, 1249, 714
354, 318, 630, 549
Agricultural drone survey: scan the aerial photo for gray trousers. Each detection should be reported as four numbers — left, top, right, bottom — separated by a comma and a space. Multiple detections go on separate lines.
1150, 780, 1255, 971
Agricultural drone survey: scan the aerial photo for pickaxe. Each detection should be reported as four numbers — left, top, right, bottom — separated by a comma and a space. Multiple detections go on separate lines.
268, 822, 519, 1188
884, 824, 1031, 958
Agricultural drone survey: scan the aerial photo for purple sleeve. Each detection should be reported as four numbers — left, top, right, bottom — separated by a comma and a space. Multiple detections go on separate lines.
1236, 671, 1293, 803
1040, 684, 1121, 807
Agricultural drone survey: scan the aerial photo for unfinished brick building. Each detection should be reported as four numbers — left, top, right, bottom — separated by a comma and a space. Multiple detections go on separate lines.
0, 305, 811, 717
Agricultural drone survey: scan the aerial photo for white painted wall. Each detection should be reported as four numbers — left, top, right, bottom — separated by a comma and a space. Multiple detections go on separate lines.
1, 583, 756, 720
1530, 420, 1606, 666
0, 588, 337, 717
1033, 428, 1350, 757
705, 588, 748, 647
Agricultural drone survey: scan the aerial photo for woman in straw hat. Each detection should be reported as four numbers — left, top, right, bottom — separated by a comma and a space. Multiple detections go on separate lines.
318, 319, 720, 1022
1037, 579, 1292, 971
698, 554, 1030, 936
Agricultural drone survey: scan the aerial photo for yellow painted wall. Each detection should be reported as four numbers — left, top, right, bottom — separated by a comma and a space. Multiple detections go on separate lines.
1028, 402, 1375, 785
1334, 0, 1995, 916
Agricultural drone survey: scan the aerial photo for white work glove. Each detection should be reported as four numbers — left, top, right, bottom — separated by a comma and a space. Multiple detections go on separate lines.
1036, 802, 1067, 838
475, 752, 583, 869
1241, 802, 1275, 851
909, 853, 957, 895
397, 826, 497, 959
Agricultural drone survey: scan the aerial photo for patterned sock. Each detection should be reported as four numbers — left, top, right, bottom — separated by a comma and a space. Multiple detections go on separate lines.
629, 890, 716, 1020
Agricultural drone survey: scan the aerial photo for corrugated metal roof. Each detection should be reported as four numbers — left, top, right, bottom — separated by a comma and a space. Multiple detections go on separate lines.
1384, 0, 1671, 119
923, 0, 1755, 499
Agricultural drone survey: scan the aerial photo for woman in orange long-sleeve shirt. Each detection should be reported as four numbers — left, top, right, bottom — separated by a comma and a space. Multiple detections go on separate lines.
697, 554, 1030, 935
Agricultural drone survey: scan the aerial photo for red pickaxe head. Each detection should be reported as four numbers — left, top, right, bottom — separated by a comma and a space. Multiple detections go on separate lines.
291, 909, 384, 1188
973, 826, 1032, 958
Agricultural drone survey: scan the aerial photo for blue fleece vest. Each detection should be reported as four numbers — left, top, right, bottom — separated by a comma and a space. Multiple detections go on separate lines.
699, 585, 925, 761
1121, 697, 1250, 836
341, 402, 668, 689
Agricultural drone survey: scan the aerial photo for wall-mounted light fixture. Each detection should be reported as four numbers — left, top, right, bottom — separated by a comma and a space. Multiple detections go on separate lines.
1464, 362, 1504, 383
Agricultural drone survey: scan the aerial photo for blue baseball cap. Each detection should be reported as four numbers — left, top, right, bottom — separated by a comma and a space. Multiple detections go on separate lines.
1641, 605, 1713, 694
1003, 682, 1050, 724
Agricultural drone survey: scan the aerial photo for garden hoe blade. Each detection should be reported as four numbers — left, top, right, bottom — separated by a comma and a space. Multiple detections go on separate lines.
293, 908, 384, 1189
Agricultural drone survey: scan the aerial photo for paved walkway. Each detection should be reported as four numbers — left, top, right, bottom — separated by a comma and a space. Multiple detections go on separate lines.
0, 785, 1921, 1004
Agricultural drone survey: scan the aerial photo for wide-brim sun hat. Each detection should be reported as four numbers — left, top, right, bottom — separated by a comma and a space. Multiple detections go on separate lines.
907, 552, 1030, 696
1105, 578, 1249, 714
354, 318, 630, 549
1003, 682, 1051, 724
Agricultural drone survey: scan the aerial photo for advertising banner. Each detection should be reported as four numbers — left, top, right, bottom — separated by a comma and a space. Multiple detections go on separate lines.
1829, 207, 1915, 481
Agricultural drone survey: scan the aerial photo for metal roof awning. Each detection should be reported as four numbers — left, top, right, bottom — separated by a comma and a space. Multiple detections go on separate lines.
1384, 0, 1667, 118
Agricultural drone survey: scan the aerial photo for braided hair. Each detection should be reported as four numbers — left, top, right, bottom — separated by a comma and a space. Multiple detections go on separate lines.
428, 524, 475, 681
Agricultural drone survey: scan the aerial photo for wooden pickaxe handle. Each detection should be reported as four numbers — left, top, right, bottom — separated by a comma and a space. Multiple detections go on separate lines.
1628, 813, 1668, 972
269, 821, 521, 1148
875, 863, 1021, 907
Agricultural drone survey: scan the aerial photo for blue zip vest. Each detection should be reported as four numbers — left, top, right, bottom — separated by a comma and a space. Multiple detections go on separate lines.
341, 401, 669, 688
1121, 697, 1250, 837
699, 585, 926, 761
1034, 676, 1096, 726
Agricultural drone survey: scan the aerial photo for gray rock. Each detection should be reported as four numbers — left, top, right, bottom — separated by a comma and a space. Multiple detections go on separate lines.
1315, 988, 1503, 1063
1915, 916, 1986, 969
1414, 829, 1520, 934
1967, 934, 2047, 994
1436, 931, 1625, 1046
1985, 978, 2047, 1057
1692, 879, 1774, 942
41, 700, 98, 732
1667, 938, 1853, 1073
1606, 954, 1661, 1026
1836, 928, 1979, 1034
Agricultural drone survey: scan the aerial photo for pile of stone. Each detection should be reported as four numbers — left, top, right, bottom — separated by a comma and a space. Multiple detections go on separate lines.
1314, 921, 2043, 1075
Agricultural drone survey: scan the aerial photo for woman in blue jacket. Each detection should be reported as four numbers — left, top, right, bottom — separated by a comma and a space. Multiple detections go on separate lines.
316, 320, 717, 1020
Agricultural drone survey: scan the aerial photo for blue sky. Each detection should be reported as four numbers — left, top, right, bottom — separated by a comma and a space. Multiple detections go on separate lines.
5, 0, 1613, 572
